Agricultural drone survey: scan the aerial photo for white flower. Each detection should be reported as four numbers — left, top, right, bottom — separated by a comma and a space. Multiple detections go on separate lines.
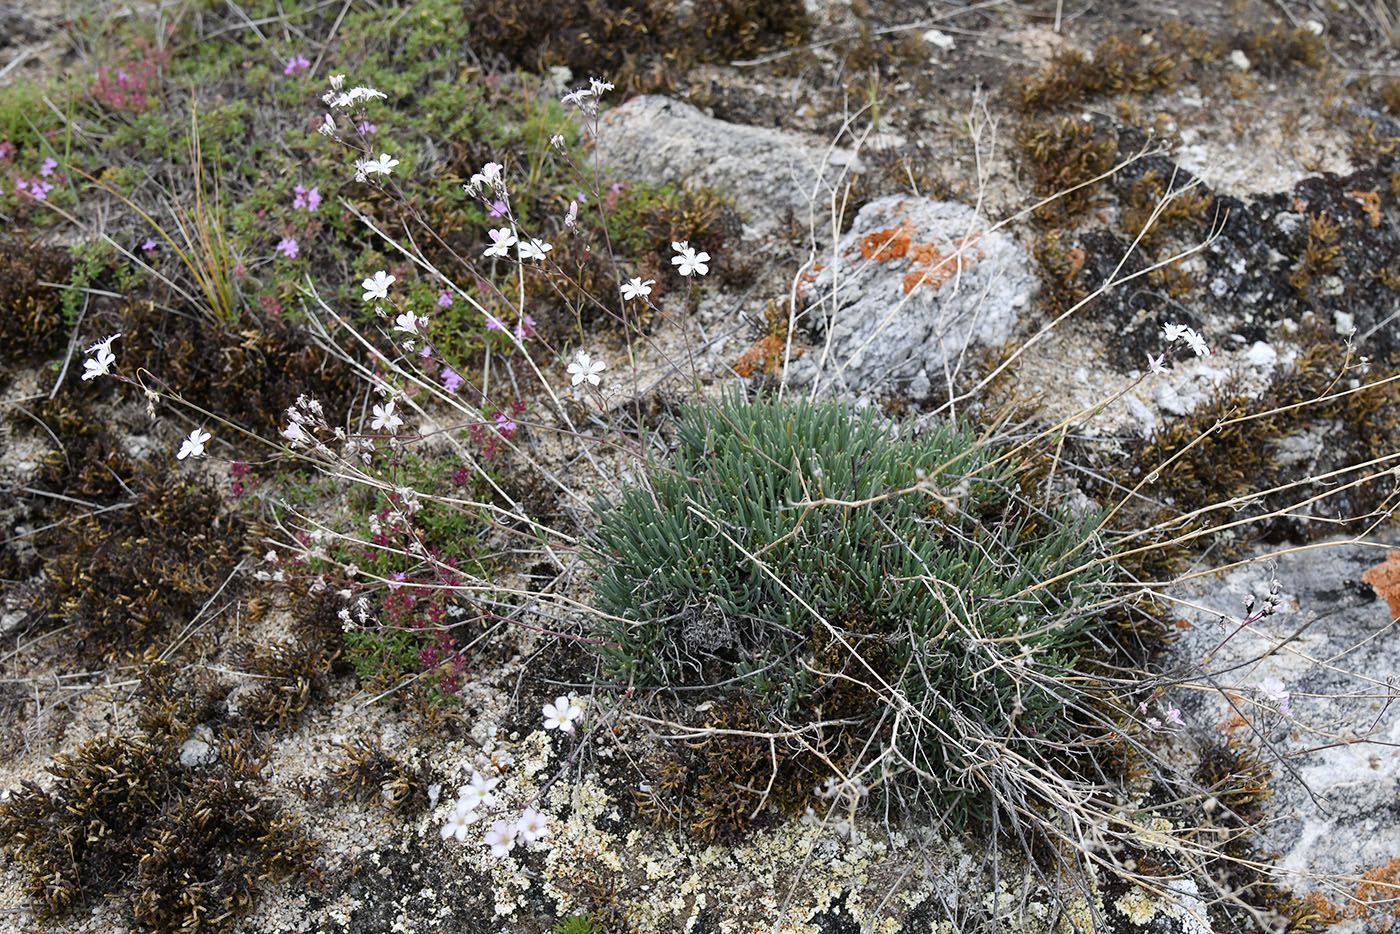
317, 113, 336, 136
560, 87, 593, 107
482, 227, 517, 258
361, 153, 399, 177
393, 310, 423, 334
457, 772, 499, 812
589, 76, 614, 96
671, 240, 710, 277
466, 161, 504, 196
281, 421, 306, 444
1163, 322, 1209, 356
620, 277, 654, 301
543, 695, 583, 732
566, 352, 605, 387
81, 333, 120, 380
549, 134, 565, 150
564, 200, 578, 230
517, 238, 552, 261
515, 807, 549, 844
328, 74, 345, 90
1146, 352, 1167, 374
177, 427, 212, 460
484, 819, 515, 858
1256, 678, 1293, 718
371, 401, 402, 434
326, 85, 387, 109
440, 808, 478, 842
362, 270, 395, 302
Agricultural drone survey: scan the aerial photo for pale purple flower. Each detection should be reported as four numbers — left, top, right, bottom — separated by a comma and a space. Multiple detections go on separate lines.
141, 237, 158, 252
437, 290, 453, 308
39, 157, 57, 177
494, 412, 516, 434
276, 237, 299, 258
440, 367, 463, 393
356, 120, 376, 136
1257, 678, 1293, 718
488, 199, 507, 217
484, 313, 505, 331
283, 55, 311, 76
514, 314, 536, 339
1163, 702, 1185, 727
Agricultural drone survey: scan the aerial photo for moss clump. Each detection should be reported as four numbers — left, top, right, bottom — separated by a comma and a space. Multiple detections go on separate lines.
0, 238, 71, 374
0, 663, 318, 931
1017, 34, 1178, 113
37, 475, 243, 664
591, 391, 1115, 824
330, 737, 430, 813
1018, 115, 1119, 222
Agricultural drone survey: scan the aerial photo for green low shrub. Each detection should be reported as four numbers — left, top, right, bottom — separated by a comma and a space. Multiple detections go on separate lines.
589, 391, 1114, 821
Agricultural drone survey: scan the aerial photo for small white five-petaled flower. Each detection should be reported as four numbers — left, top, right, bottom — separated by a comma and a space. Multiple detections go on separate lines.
484, 820, 515, 858
515, 807, 549, 843
620, 277, 654, 301
177, 428, 212, 460
371, 401, 402, 434
543, 695, 583, 732
439, 807, 478, 842
81, 333, 121, 381
362, 270, 395, 302
482, 227, 517, 258
671, 240, 710, 277
517, 237, 552, 261
566, 352, 606, 387
358, 153, 399, 179
393, 310, 423, 334
457, 772, 499, 812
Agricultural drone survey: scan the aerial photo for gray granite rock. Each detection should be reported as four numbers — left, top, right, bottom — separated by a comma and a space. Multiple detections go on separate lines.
593, 95, 860, 237
1163, 538, 1400, 931
786, 195, 1036, 398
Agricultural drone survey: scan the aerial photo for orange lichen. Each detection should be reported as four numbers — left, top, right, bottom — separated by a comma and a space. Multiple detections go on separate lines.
1362, 551, 1400, 620
859, 221, 914, 261
734, 333, 801, 378
1347, 190, 1383, 227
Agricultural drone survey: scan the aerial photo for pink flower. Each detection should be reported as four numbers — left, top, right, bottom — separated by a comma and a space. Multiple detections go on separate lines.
0, 141, 13, 162
283, 55, 311, 76
276, 237, 299, 258
488, 199, 507, 218
437, 290, 453, 308
484, 313, 504, 331
494, 412, 516, 435
142, 237, 158, 252
513, 314, 536, 339
1257, 678, 1293, 718
357, 120, 376, 136
304, 186, 321, 211
28, 179, 53, 200
441, 367, 463, 393
39, 157, 57, 177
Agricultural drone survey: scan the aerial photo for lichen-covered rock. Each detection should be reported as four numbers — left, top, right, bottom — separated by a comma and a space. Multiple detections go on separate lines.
786, 195, 1036, 398
1166, 539, 1400, 933
593, 95, 859, 236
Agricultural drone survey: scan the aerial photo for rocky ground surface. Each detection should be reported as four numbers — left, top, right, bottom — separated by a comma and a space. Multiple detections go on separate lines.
2, 1, 1400, 933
